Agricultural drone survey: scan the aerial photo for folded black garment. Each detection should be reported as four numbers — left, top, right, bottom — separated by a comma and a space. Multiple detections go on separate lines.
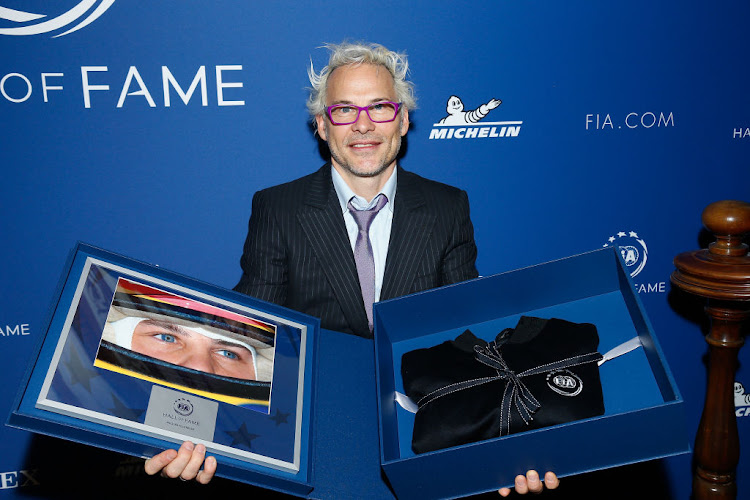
401, 316, 605, 454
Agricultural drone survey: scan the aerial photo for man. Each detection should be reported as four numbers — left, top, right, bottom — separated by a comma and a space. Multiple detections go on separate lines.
145, 41, 558, 496
232, 45, 477, 339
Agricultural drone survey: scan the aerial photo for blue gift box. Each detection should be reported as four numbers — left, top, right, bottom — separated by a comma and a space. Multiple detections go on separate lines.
373, 247, 690, 499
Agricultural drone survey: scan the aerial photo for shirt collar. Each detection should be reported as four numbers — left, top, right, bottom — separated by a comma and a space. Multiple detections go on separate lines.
331, 165, 397, 213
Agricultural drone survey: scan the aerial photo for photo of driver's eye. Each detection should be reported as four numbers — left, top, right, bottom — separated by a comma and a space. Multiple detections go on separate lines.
130, 319, 258, 380
94, 278, 276, 410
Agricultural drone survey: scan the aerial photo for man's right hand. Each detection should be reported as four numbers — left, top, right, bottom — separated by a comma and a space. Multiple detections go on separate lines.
144, 441, 216, 484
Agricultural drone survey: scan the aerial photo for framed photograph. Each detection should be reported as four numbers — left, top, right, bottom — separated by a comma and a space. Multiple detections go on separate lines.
9, 243, 318, 495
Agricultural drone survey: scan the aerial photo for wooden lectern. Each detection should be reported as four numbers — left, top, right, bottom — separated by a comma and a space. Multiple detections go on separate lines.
671, 200, 750, 499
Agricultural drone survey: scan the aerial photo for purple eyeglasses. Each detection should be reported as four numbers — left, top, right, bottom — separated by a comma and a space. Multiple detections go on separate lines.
326, 101, 402, 125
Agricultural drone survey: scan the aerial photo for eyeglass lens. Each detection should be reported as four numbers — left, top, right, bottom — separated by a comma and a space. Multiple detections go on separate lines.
330, 102, 398, 124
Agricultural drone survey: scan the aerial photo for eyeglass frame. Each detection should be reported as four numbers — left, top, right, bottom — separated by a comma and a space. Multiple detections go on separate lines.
325, 101, 403, 125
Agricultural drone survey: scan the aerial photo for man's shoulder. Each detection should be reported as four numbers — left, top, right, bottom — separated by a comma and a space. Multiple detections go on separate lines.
254, 165, 329, 207
258, 167, 325, 194
399, 168, 469, 202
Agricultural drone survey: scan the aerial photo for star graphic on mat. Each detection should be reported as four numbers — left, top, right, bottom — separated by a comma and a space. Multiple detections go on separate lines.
63, 346, 98, 392
270, 409, 290, 426
226, 423, 259, 449
108, 394, 145, 421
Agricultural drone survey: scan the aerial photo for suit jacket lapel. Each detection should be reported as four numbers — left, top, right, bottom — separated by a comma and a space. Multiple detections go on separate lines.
381, 168, 436, 301
296, 166, 370, 335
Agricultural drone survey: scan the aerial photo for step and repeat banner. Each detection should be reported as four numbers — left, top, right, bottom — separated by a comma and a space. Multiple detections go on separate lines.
1, 1, 749, 498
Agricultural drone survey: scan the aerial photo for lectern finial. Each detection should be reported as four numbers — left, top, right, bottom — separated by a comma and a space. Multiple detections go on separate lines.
703, 200, 750, 257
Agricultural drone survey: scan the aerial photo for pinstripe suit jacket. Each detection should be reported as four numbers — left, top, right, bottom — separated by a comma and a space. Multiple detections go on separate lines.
234, 164, 478, 338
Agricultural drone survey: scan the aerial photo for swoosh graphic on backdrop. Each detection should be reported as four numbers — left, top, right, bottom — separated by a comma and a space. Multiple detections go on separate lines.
0, 0, 115, 37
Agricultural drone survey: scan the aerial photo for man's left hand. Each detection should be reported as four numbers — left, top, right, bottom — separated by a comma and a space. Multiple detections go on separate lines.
144, 441, 216, 484
498, 470, 559, 496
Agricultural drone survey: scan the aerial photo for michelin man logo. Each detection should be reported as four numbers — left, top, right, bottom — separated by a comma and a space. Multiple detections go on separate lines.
438, 95, 502, 125
603, 230, 649, 278
736, 382, 750, 417
429, 94, 522, 140
0, 1, 115, 38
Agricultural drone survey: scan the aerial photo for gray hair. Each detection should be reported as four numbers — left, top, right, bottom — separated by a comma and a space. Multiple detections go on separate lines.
306, 41, 417, 120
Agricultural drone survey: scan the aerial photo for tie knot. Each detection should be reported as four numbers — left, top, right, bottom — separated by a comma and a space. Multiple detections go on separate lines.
348, 194, 388, 232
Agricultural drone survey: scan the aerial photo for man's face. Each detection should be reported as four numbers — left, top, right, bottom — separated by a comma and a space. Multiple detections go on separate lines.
131, 319, 257, 380
315, 63, 409, 179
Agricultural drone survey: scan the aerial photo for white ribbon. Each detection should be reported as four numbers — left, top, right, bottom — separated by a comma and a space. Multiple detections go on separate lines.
598, 337, 641, 366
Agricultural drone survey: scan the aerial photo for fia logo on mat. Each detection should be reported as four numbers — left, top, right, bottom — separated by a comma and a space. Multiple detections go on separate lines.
173, 398, 195, 417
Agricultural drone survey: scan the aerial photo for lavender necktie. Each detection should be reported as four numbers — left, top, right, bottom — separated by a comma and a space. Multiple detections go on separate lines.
348, 194, 388, 332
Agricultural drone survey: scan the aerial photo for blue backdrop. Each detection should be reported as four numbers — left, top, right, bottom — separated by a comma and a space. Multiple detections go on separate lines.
2, 1, 749, 498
